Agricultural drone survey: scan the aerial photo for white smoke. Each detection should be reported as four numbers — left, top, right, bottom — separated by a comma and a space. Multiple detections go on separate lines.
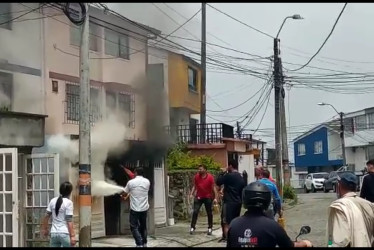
48, 115, 129, 196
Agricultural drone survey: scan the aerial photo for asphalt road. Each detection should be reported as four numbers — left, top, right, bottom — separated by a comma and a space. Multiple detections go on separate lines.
284, 192, 336, 247
197, 192, 336, 247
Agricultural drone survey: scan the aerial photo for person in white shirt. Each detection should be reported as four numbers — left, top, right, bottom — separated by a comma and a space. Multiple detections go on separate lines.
121, 167, 150, 247
41, 182, 75, 247
326, 172, 374, 247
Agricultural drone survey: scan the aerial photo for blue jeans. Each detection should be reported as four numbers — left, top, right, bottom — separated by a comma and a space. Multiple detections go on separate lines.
50, 233, 71, 247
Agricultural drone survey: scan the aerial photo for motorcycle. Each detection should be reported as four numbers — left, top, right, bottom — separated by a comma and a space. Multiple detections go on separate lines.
295, 226, 313, 247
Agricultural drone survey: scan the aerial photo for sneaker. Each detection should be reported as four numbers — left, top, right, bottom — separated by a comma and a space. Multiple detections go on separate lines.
190, 228, 195, 235
136, 245, 144, 248
218, 237, 227, 243
207, 228, 213, 235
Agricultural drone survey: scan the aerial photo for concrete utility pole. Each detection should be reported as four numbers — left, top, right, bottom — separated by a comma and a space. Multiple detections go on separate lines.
274, 14, 303, 193
273, 38, 283, 195
280, 81, 291, 186
236, 121, 242, 138
318, 103, 346, 168
79, 3, 92, 247
200, 2, 206, 143
339, 112, 347, 167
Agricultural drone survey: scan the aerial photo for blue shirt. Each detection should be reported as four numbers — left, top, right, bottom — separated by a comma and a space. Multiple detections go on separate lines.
259, 178, 282, 209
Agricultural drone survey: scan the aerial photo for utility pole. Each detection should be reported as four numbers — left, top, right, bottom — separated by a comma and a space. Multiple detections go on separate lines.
236, 121, 242, 138
280, 72, 290, 186
273, 38, 283, 196
200, 2, 206, 143
78, 3, 91, 247
340, 112, 347, 168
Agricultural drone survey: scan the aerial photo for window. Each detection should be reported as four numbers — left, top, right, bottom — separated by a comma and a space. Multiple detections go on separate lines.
0, 72, 13, 111
298, 143, 306, 156
70, 22, 99, 51
105, 28, 129, 59
355, 115, 367, 131
368, 113, 374, 129
105, 91, 116, 111
118, 93, 135, 128
25, 156, 57, 247
367, 146, 374, 161
314, 141, 323, 154
65, 83, 101, 123
188, 67, 197, 91
52, 80, 58, 93
105, 91, 135, 128
0, 3, 12, 30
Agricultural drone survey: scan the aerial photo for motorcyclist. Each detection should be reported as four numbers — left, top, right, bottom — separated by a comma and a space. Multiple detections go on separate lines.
227, 181, 313, 247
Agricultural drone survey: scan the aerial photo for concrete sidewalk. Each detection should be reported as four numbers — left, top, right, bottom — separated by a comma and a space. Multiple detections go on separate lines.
92, 222, 223, 247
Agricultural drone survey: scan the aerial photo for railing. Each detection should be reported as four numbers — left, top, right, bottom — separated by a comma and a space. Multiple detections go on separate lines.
166, 123, 234, 144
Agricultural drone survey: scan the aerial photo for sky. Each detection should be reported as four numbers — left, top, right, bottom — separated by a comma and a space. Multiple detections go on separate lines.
108, 3, 374, 159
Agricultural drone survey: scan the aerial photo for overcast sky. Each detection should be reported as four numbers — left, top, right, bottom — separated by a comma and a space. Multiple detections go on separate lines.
108, 3, 374, 155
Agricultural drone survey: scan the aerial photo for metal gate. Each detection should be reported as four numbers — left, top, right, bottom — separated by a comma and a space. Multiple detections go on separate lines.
0, 148, 18, 247
154, 160, 166, 226
24, 154, 59, 247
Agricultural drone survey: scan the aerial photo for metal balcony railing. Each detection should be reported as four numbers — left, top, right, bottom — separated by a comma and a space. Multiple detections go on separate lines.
166, 123, 234, 144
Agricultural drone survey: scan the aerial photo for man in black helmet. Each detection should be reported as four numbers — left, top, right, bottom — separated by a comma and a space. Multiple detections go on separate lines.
227, 181, 312, 248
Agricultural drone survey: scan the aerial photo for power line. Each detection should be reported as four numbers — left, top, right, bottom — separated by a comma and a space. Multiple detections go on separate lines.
206, 3, 274, 39
282, 45, 374, 65
289, 3, 348, 72
162, 3, 232, 47
0, 3, 46, 26
152, 7, 202, 47
252, 89, 272, 135
168, 35, 270, 60
206, 83, 268, 112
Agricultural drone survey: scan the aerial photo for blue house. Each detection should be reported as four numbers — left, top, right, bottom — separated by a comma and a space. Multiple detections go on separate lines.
293, 124, 343, 173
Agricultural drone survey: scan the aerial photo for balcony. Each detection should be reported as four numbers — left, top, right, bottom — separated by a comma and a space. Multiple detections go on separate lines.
166, 123, 234, 144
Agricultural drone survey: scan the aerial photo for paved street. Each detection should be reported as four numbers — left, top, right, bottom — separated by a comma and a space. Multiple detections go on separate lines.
92, 192, 336, 247
284, 192, 336, 247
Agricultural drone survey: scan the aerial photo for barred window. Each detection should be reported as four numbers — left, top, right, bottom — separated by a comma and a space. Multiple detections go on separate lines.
65, 83, 101, 124
118, 92, 135, 128
105, 91, 135, 128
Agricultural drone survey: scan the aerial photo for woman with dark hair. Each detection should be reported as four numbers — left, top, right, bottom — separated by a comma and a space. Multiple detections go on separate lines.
41, 181, 75, 247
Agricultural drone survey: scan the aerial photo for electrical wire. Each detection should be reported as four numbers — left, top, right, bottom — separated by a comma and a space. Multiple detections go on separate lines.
151, 7, 202, 47
288, 3, 348, 72
252, 88, 272, 135
0, 3, 46, 26
206, 3, 274, 39
162, 3, 232, 47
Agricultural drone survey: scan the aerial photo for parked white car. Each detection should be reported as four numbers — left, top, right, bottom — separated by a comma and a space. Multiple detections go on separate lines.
304, 172, 329, 193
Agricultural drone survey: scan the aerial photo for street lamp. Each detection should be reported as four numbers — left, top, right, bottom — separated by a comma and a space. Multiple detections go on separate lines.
318, 102, 346, 167
276, 14, 304, 39
273, 14, 303, 193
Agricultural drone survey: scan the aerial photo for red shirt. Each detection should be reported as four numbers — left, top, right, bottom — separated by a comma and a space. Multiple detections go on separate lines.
194, 173, 215, 199
269, 176, 276, 184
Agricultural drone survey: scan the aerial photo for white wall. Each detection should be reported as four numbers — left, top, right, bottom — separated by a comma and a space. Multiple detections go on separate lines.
0, 3, 42, 70
327, 130, 342, 161
171, 108, 191, 126
239, 154, 255, 183
0, 3, 44, 114
346, 147, 367, 171
148, 47, 170, 127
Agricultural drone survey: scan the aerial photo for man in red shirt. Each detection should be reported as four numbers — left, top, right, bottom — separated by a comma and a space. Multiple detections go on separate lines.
189, 164, 218, 236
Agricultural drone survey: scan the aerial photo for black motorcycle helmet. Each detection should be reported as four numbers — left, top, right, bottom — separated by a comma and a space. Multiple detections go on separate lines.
242, 181, 272, 210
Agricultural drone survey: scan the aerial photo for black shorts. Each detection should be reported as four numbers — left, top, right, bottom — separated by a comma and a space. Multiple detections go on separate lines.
221, 202, 242, 225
